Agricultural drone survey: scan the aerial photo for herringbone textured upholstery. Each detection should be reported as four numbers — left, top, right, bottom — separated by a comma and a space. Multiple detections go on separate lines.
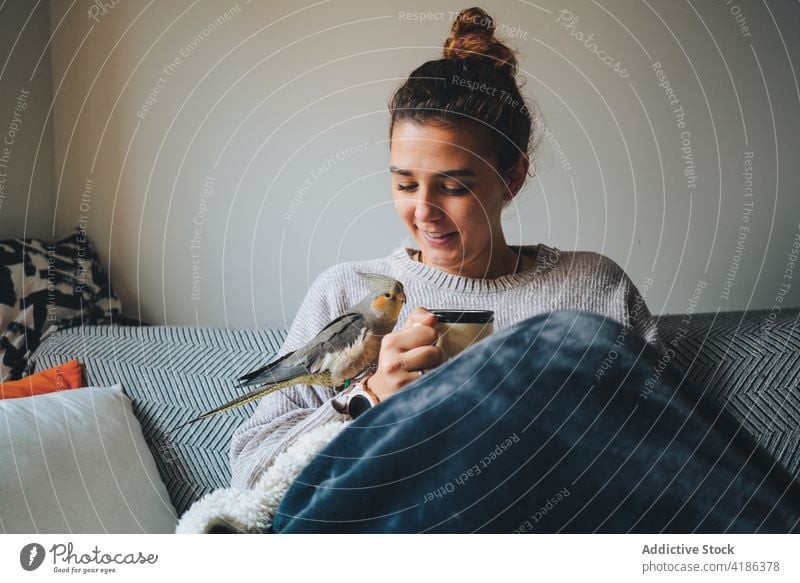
31, 308, 800, 516
656, 308, 800, 476
33, 324, 288, 516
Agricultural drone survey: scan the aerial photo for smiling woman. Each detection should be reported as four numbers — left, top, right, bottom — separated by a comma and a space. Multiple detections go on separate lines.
222, 7, 799, 534
387, 8, 536, 281
389, 122, 526, 280
230, 1, 658, 498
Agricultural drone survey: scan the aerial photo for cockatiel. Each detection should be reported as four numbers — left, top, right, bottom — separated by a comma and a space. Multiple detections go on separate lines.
177, 272, 405, 427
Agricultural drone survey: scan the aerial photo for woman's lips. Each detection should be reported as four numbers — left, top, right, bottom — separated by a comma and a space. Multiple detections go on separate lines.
421, 230, 457, 246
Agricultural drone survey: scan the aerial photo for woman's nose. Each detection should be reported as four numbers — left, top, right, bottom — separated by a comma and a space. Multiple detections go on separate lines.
414, 191, 443, 222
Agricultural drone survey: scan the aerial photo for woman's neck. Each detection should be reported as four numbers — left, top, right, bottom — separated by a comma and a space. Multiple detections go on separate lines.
413, 245, 525, 279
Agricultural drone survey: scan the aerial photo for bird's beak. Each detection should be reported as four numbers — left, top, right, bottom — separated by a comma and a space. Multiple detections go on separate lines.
397, 289, 407, 304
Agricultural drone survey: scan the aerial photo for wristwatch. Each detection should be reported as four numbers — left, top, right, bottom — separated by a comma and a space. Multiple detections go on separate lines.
333, 376, 380, 419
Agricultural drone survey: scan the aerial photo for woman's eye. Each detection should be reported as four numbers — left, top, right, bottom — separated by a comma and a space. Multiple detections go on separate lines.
393, 183, 468, 194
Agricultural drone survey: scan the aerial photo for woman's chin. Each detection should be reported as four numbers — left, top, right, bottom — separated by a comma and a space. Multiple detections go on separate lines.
420, 248, 469, 272
419, 244, 461, 262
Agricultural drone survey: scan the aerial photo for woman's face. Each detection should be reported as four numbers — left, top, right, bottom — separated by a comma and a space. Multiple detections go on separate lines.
390, 119, 516, 278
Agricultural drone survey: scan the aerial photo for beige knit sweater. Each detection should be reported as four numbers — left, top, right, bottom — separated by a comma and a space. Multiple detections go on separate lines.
229, 244, 660, 489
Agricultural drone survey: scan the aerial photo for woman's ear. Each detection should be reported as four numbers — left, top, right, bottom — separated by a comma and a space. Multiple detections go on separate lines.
503, 154, 530, 201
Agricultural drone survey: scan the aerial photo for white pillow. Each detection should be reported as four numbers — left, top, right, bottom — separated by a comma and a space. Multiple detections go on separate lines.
0, 385, 178, 533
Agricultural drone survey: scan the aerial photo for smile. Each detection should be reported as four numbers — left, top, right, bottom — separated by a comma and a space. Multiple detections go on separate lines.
421, 230, 457, 245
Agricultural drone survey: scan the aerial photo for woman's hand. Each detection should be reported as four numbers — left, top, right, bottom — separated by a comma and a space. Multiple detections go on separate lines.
366, 307, 443, 401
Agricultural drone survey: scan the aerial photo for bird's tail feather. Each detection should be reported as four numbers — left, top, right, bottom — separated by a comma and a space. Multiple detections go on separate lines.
174, 377, 308, 430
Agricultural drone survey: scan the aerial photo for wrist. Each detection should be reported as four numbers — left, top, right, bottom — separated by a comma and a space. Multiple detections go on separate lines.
364, 371, 388, 401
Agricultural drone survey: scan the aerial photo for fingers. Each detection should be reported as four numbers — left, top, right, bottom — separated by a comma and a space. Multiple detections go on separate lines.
380, 344, 444, 376
402, 306, 437, 329
383, 320, 438, 352
402, 344, 444, 372
369, 307, 442, 400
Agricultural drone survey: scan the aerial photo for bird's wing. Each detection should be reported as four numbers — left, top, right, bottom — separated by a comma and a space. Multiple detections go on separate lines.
237, 311, 366, 387
315, 310, 364, 338
295, 311, 368, 373
237, 349, 298, 385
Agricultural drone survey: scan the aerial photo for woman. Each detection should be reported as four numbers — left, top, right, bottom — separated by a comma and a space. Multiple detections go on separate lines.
229, 8, 799, 533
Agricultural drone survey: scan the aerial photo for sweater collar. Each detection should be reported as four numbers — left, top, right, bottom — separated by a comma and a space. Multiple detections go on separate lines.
391, 243, 560, 294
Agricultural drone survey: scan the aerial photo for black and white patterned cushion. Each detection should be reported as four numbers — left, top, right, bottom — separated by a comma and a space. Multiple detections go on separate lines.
0, 230, 122, 380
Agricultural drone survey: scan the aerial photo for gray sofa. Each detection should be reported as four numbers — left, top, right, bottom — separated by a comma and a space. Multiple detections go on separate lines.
32, 308, 800, 518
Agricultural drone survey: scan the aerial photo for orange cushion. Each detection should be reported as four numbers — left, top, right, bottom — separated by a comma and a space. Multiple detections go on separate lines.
0, 360, 85, 399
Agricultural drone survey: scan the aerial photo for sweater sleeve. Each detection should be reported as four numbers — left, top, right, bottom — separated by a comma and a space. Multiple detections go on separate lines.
588, 252, 662, 352
228, 267, 351, 490
617, 266, 663, 352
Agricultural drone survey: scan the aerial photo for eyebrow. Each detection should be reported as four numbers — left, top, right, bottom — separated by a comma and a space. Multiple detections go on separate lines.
389, 166, 476, 178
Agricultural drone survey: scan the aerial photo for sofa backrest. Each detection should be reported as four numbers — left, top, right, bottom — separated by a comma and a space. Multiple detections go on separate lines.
33, 324, 290, 517
32, 307, 800, 517
656, 308, 800, 476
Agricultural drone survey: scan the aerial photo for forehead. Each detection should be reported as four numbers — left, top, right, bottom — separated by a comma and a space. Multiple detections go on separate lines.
389, 120, 492, 171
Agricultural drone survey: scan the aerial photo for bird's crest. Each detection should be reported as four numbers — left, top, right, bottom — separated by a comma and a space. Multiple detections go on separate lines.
355, 271, 399, 292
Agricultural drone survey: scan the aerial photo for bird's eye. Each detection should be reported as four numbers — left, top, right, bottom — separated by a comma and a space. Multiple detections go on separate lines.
384, 293, 391, 298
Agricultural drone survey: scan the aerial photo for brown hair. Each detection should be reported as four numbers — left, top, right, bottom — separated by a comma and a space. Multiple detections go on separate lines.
389, 7, 540, 189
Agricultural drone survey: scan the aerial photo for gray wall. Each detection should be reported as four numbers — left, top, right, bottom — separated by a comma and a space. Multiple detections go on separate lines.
0, 0, 55, 239
41, 0, 800, 327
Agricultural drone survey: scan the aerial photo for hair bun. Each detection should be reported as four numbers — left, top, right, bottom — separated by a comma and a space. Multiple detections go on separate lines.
443, 7, 517, 77
450, 6, 495, 37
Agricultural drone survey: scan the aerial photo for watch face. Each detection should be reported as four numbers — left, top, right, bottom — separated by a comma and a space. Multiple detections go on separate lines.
348, 394, 372, 419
